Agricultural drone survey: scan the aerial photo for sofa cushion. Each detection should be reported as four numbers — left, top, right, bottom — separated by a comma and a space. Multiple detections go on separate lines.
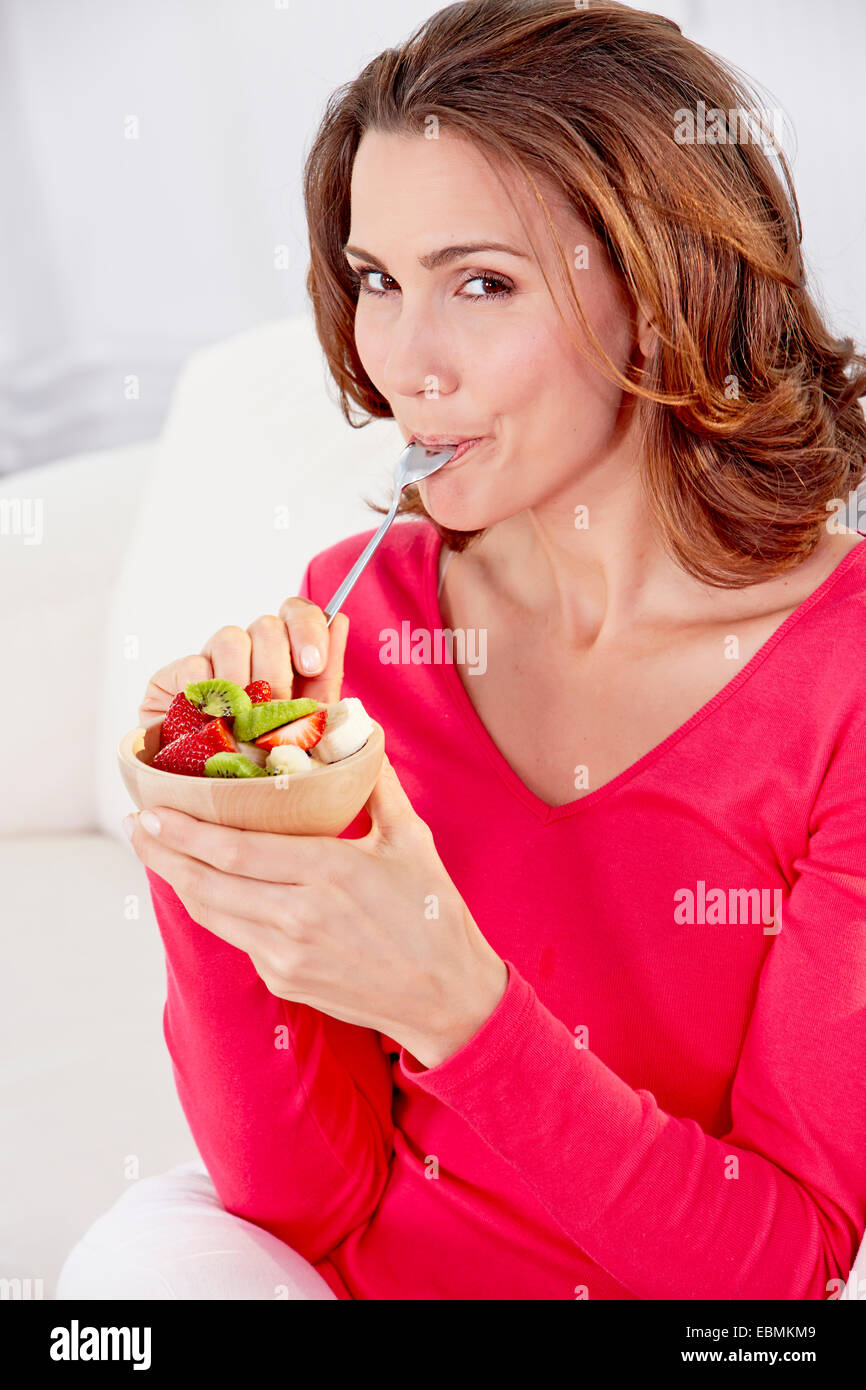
0, 443, 155, 833
0, 832, 195, 1295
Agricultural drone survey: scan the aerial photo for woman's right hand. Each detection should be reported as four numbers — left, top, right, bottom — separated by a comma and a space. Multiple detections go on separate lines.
137, 601, 350, 729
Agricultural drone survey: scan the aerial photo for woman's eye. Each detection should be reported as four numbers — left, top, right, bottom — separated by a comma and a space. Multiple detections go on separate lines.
348, 267, 396, 296
366, 269, 396, 294
458, 274, 512, 300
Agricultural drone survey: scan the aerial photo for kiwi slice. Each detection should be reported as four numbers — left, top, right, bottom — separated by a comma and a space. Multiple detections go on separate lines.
185, 678, 253, 719
233, 697, 319, 742
203, 752, 266, 778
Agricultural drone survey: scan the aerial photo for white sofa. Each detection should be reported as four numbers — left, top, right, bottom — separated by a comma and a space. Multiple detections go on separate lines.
3, 311, 864, 1301
0, 312, 404, 1297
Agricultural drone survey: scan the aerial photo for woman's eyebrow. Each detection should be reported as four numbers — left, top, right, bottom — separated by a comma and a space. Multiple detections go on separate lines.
343, 241, 530, 269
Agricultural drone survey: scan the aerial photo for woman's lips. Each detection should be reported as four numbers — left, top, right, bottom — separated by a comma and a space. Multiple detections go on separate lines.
413, 437, 485, 467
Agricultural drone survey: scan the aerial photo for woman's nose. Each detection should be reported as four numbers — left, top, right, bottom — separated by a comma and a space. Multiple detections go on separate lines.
381, 308, 459, 400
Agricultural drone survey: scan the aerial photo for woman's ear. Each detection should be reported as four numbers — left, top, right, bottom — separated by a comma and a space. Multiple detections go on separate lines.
635, 305, 657, 360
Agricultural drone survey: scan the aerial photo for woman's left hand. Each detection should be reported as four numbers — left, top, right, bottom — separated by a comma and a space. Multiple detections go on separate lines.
123, 754, 508, 1069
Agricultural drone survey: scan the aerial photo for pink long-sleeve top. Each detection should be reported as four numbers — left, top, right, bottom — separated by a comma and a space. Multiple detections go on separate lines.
145, 517, 866, 1300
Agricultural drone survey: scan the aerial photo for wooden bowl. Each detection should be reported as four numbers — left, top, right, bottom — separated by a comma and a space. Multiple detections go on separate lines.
118, 719, 385, 835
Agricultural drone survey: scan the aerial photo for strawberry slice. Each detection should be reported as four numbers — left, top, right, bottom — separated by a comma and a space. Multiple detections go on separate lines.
245, 681, 271, 705
159, 689, 212, 745
160, 692, 212, 748
254, 708, 327, 752
153, 717, 237, 776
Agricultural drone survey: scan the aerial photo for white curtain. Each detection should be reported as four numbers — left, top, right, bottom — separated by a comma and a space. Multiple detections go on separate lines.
2, 0, 864, 476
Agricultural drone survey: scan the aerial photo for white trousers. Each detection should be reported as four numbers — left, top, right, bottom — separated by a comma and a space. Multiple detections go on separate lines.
55, 1159, 338, 1300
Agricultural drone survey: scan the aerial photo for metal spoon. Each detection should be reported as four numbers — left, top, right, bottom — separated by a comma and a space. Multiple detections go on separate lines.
322, 440, 456, 625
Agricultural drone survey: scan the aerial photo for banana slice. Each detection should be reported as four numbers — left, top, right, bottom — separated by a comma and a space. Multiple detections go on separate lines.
265, 744, 315, 775
311, 697, 373, 763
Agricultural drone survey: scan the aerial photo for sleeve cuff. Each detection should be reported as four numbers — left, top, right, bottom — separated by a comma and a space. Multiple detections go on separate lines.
398, 959, 537, 1095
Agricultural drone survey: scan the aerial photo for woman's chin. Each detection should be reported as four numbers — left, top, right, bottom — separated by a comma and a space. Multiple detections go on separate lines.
419, 502, 493, 532
418, 483, 500, 534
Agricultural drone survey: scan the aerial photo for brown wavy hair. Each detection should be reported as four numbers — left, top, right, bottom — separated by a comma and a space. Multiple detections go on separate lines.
302, 0, 866, 586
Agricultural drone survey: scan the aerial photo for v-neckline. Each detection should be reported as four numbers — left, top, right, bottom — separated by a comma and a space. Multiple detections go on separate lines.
424, 524, 866, 825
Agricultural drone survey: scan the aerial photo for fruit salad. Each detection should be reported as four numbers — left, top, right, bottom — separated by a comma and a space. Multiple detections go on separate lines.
150, 679, 374, 778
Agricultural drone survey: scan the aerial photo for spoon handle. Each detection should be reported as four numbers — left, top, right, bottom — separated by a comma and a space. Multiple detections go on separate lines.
319, 440, 455, 627
322, 491, 402, 626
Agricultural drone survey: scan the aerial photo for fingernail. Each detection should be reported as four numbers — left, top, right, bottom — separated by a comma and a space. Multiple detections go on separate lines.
140, 810, 161, 835
122, 814, 136, 840
300, 644, 323, 674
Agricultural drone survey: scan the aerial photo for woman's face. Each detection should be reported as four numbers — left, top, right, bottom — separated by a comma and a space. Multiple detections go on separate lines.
346, 128, 642, 534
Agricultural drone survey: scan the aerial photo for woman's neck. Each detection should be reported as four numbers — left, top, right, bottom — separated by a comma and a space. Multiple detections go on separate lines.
461, 506, 861, 651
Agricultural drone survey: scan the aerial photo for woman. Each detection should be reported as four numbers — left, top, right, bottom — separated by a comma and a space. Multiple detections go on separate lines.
58, 0, 866, 1300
